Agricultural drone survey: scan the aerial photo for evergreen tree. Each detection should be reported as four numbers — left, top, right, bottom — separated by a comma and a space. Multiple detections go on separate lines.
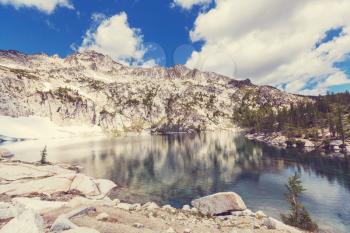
40, 146, 48, 165
234, 92, 350, 148
336, 104, 345, 145
281, 173, 318, 232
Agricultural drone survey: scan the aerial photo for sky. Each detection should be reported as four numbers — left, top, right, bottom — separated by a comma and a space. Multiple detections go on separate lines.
0, 0, 350, 95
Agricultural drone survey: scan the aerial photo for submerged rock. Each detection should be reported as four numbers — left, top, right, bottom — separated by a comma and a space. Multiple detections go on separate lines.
0, 148, 14, 158
191, 192, 246, 216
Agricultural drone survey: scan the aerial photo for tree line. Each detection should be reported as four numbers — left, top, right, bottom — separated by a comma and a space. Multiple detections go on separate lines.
234, 92, 350, 146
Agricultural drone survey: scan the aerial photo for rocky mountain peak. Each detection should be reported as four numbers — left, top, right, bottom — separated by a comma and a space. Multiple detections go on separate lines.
64, 50, 123, 71
0, 49, 308, 136
0, 49, 25, 57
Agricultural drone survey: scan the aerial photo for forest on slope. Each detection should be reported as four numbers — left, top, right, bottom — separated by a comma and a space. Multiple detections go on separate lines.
236, 92, 350, 153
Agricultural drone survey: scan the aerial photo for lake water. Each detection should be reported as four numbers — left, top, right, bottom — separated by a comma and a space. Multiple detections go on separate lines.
2, 131, 350, 232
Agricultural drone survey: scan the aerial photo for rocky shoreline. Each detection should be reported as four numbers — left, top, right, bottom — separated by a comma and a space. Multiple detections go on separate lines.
246, 132, 350, 160
0, 159, 303, 233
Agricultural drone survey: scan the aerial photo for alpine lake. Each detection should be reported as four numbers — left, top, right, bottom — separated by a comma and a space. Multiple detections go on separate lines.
2, 131, 350, 233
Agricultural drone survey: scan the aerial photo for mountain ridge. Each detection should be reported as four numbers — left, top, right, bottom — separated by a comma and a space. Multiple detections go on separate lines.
0, 49, 308, 137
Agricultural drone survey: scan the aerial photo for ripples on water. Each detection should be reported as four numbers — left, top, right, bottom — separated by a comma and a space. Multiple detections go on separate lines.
2, 131, 350, 232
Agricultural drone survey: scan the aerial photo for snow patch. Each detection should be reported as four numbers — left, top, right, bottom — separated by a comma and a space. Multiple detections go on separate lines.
0, 115, 103, 140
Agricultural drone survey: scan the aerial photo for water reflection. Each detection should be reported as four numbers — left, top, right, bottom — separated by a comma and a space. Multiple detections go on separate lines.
3, 131, 350, 232
67, 132, 257, 202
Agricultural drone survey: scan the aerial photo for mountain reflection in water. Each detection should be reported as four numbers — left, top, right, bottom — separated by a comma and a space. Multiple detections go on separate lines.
4, 131, 350, 232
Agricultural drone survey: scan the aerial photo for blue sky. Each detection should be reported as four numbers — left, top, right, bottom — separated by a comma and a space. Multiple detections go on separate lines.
0, 0, 350, 95
0, 0, 204, 67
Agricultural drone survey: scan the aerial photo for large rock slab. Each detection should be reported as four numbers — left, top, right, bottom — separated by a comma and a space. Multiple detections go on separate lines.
0, 209, 44, 233
191, 192, 246, 216
0, 163, 75, 181
12, 197, 66, 214
0, 161, 117, 198
70, 174, 100, 196
0, 173, 75, 196
0, 202, 23, 220
94, 179, 117, 198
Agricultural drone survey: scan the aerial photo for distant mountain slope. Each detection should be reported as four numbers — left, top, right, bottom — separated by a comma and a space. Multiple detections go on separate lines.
0, 50, 308, 136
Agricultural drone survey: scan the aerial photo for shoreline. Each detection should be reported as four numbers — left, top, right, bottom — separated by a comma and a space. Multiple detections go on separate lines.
1, 126, 347, 162
0, 159, 303, 233
245, 132, 350, 160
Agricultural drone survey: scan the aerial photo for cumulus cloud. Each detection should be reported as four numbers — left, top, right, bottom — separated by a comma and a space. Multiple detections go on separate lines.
186, 0, 350, 94
80, 12, 156, 67
0, 0, 73, 14
171, 0, 212, 10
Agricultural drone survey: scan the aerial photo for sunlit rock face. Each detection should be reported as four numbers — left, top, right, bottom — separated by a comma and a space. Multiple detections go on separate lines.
0, 50, 307, 135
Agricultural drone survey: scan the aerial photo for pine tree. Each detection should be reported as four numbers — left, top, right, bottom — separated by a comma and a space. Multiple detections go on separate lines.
281, 173, 318, 232
40, 146, 48, 165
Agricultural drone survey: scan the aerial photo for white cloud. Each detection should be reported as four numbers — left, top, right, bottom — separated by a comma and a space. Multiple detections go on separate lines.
91, 13, 106, 23
172, 0, 212, 10
186, 0, 350, 94
80, 12, 156, 67
0, 0, 73, 14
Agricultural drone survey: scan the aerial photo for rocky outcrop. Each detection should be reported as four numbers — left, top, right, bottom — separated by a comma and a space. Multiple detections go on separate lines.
0, 162, 117, 199
191, 192, 247, 216
246, 132, 350, 158
0, 162, 76, 181
0, 160, 303, 233
50, 206, 96, 232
